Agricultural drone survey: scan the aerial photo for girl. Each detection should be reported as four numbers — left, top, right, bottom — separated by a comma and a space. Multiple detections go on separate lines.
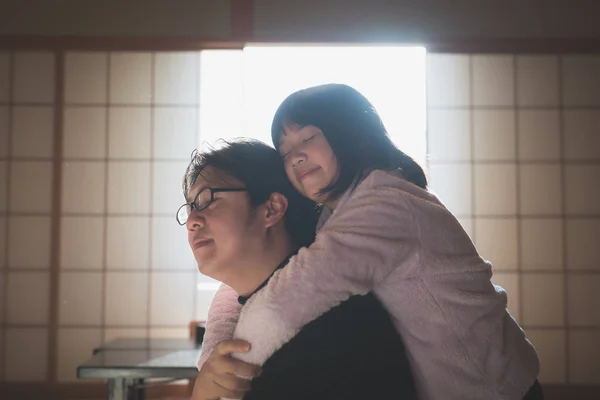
196, 84, 542, 400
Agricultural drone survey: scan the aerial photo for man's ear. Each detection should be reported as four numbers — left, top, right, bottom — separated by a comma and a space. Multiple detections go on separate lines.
264, 193, 288, 228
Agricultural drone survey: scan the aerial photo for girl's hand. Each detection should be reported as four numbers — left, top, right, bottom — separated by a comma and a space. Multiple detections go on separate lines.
192, 339, 262, 400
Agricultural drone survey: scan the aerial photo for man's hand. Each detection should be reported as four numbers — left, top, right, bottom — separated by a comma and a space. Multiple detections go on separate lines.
192, 339, 262, 400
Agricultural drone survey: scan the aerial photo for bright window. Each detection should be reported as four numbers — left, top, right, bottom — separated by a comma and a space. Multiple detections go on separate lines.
199, 45, 427, 167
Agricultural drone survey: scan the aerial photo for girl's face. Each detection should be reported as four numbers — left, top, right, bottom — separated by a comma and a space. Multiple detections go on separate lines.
278, 124, 339, 207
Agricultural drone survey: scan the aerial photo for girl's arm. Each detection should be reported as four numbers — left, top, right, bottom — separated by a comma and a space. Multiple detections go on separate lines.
197, 283, 242, 371
232, 170, 420, 366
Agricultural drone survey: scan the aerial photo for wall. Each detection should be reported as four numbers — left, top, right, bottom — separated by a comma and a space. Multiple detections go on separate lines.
1, 0, 600, 42
426, 53, 600, 385
0, 50, 217, 383
253, 0, 600, 42
0, 0, 231, 38
0, 51, 57, 382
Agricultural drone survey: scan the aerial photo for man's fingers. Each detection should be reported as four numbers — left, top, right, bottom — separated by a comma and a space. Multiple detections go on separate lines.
213, 381, 247, 399
229, 358, 262, 378
214, 339, 251, 355
211, 339, 262, 377
213, 356, 262, 378
211, 373, 252, 392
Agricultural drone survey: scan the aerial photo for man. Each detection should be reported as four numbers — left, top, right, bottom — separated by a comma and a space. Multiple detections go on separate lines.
179, 139, 416, 400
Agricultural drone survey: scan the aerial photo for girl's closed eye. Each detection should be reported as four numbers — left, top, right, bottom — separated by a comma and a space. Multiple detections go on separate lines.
304, 134, 317, 143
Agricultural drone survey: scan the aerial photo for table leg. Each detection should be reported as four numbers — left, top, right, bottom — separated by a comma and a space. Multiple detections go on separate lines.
132, 378, 146, 400
108, 378, 127, 400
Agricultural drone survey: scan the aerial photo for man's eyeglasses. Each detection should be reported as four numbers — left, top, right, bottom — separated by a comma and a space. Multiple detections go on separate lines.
176, 187, 248, 225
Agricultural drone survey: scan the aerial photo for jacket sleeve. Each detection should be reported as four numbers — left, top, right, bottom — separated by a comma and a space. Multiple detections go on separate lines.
232, 171, 421, 367
196, 283, 242, 371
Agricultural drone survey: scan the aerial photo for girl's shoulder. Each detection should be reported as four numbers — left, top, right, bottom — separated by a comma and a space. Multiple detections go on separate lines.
336, 169, 451, 222
320, 169, 449, 233
351, 169, 438, 205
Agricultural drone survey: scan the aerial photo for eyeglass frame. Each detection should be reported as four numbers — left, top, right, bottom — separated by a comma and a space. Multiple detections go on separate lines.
176, 187, 248, 225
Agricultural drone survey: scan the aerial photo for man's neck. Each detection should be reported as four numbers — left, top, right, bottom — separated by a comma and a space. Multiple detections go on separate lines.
226, 239, 297, 297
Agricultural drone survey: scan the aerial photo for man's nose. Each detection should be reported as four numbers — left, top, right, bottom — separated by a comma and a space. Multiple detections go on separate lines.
186, 209, 205, 230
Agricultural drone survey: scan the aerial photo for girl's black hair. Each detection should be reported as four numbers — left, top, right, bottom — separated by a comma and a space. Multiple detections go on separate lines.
271, 83, 427, 200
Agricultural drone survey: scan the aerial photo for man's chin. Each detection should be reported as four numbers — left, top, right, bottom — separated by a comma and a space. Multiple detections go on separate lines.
195, 260, 221, 280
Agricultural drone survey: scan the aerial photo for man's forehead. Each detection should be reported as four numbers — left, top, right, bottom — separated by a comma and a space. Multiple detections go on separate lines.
189, 166, 241, 194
